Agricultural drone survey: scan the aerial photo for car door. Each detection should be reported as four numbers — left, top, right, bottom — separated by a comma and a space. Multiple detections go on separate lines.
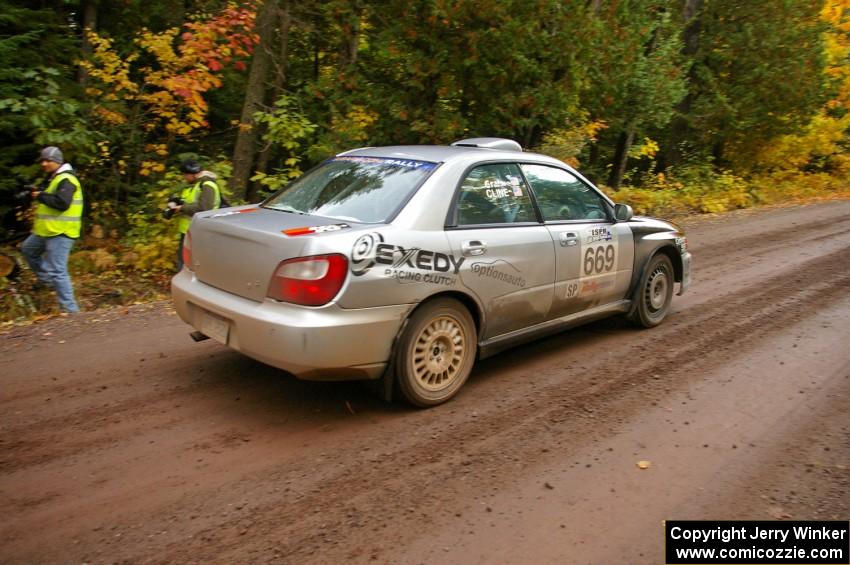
444, 162, 555, 340
519, 164, 634, 319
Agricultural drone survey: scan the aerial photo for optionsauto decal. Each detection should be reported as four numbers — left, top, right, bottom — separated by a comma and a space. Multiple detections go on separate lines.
469, 260, 526, 288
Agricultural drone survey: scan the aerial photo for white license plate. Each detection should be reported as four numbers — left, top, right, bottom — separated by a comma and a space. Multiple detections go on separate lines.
199, 309, 230, 345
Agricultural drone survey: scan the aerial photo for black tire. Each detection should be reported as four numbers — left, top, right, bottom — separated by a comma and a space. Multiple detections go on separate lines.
395, 298, 477, 407
629, 253, 674, 328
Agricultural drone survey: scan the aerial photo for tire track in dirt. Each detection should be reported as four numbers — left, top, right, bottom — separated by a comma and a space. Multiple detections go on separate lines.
142, 243, 850, 563
3, 202, 849, 563
0, 353, 250, 472
7, 210, 846, 475
691, 216, 850, 269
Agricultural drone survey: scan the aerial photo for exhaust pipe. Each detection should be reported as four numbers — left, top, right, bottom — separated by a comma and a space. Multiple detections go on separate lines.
189, 331, 210, 342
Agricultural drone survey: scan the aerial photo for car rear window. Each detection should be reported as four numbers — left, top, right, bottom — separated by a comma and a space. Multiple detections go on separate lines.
263, 156, 438, 223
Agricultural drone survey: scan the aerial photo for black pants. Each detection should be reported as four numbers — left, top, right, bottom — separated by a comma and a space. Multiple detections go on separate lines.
176, 234, 185, 272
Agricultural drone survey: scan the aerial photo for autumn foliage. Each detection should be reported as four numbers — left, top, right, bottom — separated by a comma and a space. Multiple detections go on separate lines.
2, 0, 850, 321
80, 3, 257, 177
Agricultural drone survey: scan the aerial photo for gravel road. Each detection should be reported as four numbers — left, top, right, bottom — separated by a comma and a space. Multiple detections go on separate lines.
2, 200, 849, 564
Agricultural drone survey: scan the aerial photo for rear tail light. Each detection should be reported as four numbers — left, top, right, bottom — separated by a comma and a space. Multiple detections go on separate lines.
267, 254, 348, 306
182, 231, 193, 271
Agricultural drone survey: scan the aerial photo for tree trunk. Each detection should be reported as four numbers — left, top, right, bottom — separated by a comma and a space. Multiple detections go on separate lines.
340, 1, 361, 69
231, 0, 278, 202
77, 0, 98, 86
608, 128, 635, 190
313, 35, 320, 81
271, 0, 292, 94
682, 0, 703, 54
251, 0, 292, 199
660, 0, 704, 170
588, 140, 600, 179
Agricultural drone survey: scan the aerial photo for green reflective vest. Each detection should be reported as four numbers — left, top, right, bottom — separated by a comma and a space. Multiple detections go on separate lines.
33, 172, 84, 239
177, 179, 221, 234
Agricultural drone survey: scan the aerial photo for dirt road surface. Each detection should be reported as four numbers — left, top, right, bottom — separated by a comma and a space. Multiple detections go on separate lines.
2, 201, 849, 564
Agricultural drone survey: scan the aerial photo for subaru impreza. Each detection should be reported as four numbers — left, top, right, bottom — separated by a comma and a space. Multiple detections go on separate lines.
172, 138, 691, 406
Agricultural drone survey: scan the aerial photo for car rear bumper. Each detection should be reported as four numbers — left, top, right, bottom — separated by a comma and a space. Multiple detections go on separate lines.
171, 270, 413, 380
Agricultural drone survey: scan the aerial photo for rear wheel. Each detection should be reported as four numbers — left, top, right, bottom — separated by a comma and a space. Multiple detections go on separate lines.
395, 298, 477, 407
629, 253, 674, 328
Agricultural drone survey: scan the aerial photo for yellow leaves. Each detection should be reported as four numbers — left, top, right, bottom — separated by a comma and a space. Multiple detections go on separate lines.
754, 112, 850, 171
123, 176, 188, 273
629, 137, 660, 160
347, 106, 379, 129
821, 0, 850, 29
145, 143, 169, 157
168, 120, 194, 136
137, 28, 182, 69
93, 105, 128, 125
80, 6, 256, 176
640, 171, 684, 193
821, 0, 850, 111
536, 119, 608, 166
79, 31, 138, 98
139, 160, 167, 176
94, 140, 113, 167
582, 120, 607, 142
329, 105, 379, 143
190, 90, 206, 111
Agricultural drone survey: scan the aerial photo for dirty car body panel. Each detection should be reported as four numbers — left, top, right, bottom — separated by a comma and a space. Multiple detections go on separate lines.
172, 138, 691, 405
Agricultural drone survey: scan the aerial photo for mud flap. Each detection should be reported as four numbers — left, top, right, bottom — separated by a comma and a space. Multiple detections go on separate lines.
376, 315, 414, 403
189, 331, 210, 342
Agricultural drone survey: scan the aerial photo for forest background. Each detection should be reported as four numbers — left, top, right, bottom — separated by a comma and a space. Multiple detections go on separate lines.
1, 0, 849, 320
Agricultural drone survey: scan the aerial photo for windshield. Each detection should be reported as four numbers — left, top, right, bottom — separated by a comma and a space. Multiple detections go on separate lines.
263, 156, 438, 223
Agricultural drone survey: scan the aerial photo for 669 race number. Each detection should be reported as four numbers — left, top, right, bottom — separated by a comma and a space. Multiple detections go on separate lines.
583, 244, 616, 275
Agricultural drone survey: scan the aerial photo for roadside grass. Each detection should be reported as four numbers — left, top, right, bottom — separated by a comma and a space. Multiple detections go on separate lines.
609, 170, 850, 217
1, 267, 172, 327
2, 171, 849, 326
1, 239, 173, 327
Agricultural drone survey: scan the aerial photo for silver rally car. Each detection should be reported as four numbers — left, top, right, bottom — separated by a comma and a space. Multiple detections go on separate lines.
172, 138, 691, 406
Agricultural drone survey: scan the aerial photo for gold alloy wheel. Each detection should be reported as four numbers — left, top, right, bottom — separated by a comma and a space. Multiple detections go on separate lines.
411, 314, 466, 391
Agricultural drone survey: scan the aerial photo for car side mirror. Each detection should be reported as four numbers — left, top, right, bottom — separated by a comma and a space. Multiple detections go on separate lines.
614, 203, 633, 222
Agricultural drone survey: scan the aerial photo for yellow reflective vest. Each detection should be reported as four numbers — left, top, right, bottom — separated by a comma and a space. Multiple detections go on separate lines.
177, 179, 221, 234
33, 172, 84, 239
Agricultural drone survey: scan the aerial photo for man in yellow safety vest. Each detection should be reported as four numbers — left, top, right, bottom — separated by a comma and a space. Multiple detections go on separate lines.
21, 146, 84, 313
168, 159, 222, 271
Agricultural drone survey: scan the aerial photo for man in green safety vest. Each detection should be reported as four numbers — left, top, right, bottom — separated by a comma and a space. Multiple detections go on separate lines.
169, 159, 222, 271
21, 146, 84, 313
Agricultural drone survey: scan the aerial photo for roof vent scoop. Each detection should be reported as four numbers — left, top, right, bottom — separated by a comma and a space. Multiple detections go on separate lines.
450, 138, 522, 152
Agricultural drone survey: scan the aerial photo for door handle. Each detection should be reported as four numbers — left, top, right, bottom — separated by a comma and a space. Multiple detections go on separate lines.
559, 232, 578, 247
461, 240, 487, 256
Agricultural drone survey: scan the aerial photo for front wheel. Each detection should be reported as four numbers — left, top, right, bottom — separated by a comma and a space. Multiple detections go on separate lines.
395, 298, 477, 407
629, 253, 674, 328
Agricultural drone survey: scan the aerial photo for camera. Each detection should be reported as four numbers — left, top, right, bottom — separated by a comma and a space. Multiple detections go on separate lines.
12, 185, 37, 205
162, 195, 184, 219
